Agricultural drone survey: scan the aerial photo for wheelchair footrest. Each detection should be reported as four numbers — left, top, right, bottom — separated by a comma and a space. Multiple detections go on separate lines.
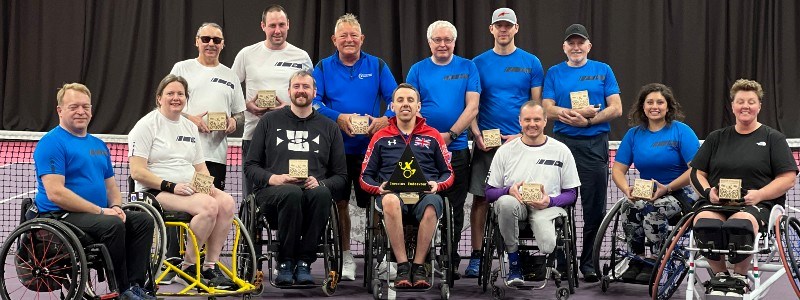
98, 292, 119, 300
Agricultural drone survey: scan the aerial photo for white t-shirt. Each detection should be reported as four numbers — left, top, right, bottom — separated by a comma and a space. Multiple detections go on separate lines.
232, 42, 313, 140
128, 110, 205, 191
170, 59, 245, 164
487, 136, 581, 196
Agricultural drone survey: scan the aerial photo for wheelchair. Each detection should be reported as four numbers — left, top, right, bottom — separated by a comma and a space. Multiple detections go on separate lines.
591, 196, 690, 292
0, 197, 162, 300
650, 203, 795, 300
478, 202, 578, 300
237, 193, 342, 296
129, 189, 259, 299
363, 195, 454, 300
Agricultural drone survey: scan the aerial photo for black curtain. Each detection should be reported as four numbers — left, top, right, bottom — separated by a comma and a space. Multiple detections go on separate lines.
2, 0, 799, 139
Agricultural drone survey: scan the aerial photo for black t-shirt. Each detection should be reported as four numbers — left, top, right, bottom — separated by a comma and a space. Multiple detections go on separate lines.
690, 125, 797, 205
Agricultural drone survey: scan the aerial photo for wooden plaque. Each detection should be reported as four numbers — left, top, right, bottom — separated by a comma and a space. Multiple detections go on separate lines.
191, 172, 214, 195
289, 159, 308, 179
718, 178, 742, 201
482, 129, 502, 148
256, 90, 278, 108
399, 192, 420, 205
569, 90, 590, 109
631, 179, 654, 199
207, 112, 228, 131
520, 183, 543, 204
351, 115, 370, 135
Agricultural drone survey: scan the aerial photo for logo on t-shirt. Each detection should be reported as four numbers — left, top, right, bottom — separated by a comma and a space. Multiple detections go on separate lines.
505, 67, 532, 73
756, 141, 766, 146
277, 130, 319, 153
358, 73, 373, 79
443, 74, 469, 80
89, 149, 109, 156
388, 139, 397, 146
210, 77, 234, 90
651, 140, 678, 148
176, 136, 196, 143
274, 62, 305, 69
535, 159, 564, 167
579, 75, 606, 81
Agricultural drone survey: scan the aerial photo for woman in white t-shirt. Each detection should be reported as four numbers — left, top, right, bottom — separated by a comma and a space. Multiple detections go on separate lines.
129, 74, 235, 289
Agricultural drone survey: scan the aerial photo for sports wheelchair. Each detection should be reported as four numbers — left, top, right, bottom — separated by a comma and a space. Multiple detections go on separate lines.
478, 202, 578, 300
0, 197, 162, 300
237, 193, 342, 296
591, 196, 691, 292
129, 189, 259, 299
650, 203, 797, 299
363, 195, 454, 300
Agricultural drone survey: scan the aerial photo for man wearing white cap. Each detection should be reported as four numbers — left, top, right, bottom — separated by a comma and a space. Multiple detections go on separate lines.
542, 23, 622, 282
464, 7, 544, 278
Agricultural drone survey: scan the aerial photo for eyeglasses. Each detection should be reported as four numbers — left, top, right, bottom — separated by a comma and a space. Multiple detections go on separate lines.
65, 104, 92, 112
430, 37, 454, 45
198, 36, 223, 44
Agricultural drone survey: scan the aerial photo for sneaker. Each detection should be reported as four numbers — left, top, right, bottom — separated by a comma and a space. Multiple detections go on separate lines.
158, 271, 177, 285
412, 263, 431, 288
726, 273, 749, 297
463, 252, 481, 278
202, 265, 236, 290
394, 262, 412, 288
174, 264, 206, 287
275, 260, 294, 286
377, 256, 397, 280
506, 251, 524, 287
621, 259, 643, 282
635, 259, 655, 284
127, 284, 156, 300
342, 252, 356, 281
295, 260, 315, 285
120, 289, 145, 300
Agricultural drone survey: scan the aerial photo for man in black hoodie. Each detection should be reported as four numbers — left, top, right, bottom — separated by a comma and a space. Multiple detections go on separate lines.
244, 69, 347, 286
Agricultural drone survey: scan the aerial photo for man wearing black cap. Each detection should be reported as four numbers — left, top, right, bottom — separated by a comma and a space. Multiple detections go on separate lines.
464, 7, 545, 278
542, 23, 622, 282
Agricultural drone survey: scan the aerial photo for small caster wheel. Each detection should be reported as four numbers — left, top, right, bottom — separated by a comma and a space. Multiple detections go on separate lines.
372, 280, 383, 300
440, 283, 450, 299
601, 276, 610, 292
242, 294, 252, 300
556, 287, 570, 300
492, 286, 505, 300
322, 278, 337, 296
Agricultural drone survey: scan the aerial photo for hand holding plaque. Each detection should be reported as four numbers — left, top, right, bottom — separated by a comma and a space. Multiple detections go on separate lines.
289, 159, 308, 179
520, 183, 544, 205
207, 112, 228, 131
256, 90, 278, 108
482, 129, 502, 148
631, 179, 655, 199
351, 115, 370, 135
191, 172, 214, 195
569, 90, 590, 109
718, 178, 744, 205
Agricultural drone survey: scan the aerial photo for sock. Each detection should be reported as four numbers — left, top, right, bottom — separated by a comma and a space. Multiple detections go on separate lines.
202, 262, 216, 271
471, 249, 483, 259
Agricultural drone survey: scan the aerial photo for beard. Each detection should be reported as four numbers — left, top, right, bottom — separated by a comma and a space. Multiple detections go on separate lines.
291, 91, 311, 107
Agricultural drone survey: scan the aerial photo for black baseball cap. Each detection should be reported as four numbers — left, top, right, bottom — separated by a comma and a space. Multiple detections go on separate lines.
564, 24, 589, 41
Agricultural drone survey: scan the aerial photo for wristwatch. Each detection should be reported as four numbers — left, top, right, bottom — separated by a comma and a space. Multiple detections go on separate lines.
448, 130, 459, 141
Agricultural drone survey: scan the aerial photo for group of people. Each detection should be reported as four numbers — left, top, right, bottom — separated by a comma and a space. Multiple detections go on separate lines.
29, 4, 797, 300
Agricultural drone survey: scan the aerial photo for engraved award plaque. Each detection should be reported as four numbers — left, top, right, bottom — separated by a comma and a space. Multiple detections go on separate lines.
386, 145, 430, 195
207, 112, 228, 131
718, 178, 743, 203
351, 115, 370, 135
256, 90, 278, 108
191, 172, 214, 195
289, 159, 308, 179
520, 183, 543, 204
569, 90, 590, 109
398, 192, 420, 205
482, 129, 502, 148
631, 179, 655, 199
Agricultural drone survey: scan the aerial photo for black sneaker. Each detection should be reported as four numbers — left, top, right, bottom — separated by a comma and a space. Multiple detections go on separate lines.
394, 262, 412, 288
202, 265, 236, 290
635, 259, 655, 283
412, 263, 431, 288
174, 264, 205, 287
621, 259, 643, 282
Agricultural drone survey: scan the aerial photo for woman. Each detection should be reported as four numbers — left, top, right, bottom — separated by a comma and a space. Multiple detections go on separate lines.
690, 79, 797, 297
129, 74, 236, 289
612, 83, 700, 283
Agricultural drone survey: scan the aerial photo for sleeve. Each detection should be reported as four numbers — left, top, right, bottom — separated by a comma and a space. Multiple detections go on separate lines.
678, 123, 701, 164
127, 119, 153, 160
33, 135, 66, 177
169, 62, 181, 76
431, 133, 454, 191
603, 64, 621, 96
191, 126, 205, 166
321, 124, 348, 192
768, 130, 799, 175
614, 128, 635, 166
484, 147, 508, 203
243, 118, 276, 188
302, 54, 313, 70
690, 130, 718, 172
232, 50, 246, 82
467, 61, 481, 94
101, 142, 114, 179
230, 73, 246, 114
360, 133, 384, 194
530, 56, 544, 88
406, 63, 420, 91
560, 146, 582, 189
311, 60, 341, 121
549, 188, 577, 207
542, 68, 556, 100
379, 61, 398, 117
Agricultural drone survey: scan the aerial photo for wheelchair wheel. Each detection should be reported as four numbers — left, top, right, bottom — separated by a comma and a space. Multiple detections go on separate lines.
778, 215, 800, 297
649, 212, 693, 300
230, 216, 258, 284
122, 201, 166, 291
0, 218, 88, 300
321, 201, 342, 296
479, 209, 496, 292
237, 195, 260, 282
563, 209, 577, 294
442, 197, 454, 287
364, 202, 376, 293
592, 199, 627, 284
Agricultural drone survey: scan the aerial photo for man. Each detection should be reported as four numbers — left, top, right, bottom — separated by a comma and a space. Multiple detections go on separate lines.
405, 20, 480, 279
485, 102, 580, 286
33, 83, 156, 300
171, 22, 245, 191
360, 83, 454, 288
542, 24, 622, 282
233, 4, 313, 198
312, 13, 398, 281
244, 70, 347, 286
464, 8, 544, 278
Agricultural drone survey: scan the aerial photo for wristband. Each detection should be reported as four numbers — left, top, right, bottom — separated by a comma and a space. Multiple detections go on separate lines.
110, 204, 122, 210
161, 180, 176, 193
703, 187, 711, 199
586, 118, 593, 127
98, 207, 104, 215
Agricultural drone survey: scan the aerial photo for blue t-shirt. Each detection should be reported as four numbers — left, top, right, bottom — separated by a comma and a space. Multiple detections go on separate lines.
473, 48, 543, 135
33, 126, 114, 213
615, 121, 700, 184
312, 51, 398, 155
405, 55, 481, 151
542, 60, 620, 137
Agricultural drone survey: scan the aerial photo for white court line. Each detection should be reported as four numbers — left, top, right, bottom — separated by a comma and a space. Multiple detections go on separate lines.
788, 206, 800, 213
0, 190, 36, 205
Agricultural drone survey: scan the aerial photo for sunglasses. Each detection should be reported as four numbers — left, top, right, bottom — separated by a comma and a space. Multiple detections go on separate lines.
198, 36, 223, 44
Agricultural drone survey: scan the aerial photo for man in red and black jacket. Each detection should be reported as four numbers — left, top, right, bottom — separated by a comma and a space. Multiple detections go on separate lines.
360, 83, 454, 289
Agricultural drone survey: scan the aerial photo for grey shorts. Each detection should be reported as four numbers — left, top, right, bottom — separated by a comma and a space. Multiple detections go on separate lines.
375, 193, 443, 222
468, 147, 498, 197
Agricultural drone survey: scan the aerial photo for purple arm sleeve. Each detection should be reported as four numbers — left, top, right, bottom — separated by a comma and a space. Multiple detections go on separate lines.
549, 188, 578, 207
484, 185, 510, 203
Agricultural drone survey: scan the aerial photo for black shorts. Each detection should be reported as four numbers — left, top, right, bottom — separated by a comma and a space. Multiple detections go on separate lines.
145, 188, 162, 197
206, 161, 226, 190
694, 199, 775, 231
344, 154, 371, 208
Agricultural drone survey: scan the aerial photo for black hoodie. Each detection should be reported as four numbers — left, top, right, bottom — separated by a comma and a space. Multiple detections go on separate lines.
244, 106, 347, 195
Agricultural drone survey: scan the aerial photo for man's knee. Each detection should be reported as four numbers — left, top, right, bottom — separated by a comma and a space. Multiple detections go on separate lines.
493, 195, 519, 216
306, 186, 332, 204
381, 194, 401, 216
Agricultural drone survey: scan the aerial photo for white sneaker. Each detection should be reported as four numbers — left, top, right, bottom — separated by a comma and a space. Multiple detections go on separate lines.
708, 290, 726, 296
376, 256, 397, 280
342, 252, 356, 281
